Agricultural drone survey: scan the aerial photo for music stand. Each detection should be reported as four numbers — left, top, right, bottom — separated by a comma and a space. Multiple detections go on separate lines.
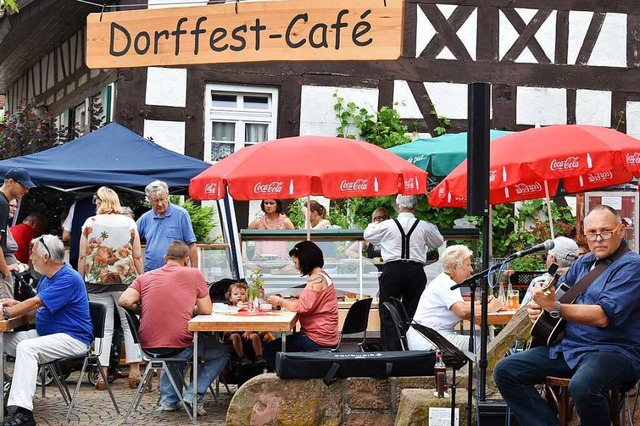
411, 322, 475, 426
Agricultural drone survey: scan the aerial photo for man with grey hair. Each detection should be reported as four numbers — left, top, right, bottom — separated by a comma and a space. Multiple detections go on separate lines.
1, 235, 92, 426
364, 195, 444, 350
137, 180, 198, 271
521, 236, 579, 306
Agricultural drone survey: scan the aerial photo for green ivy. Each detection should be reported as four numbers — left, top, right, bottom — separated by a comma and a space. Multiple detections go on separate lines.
168, 196, 219, 242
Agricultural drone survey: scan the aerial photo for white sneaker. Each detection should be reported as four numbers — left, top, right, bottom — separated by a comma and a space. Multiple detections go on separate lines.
155, 403, 180, 412
183, 401, 207, 416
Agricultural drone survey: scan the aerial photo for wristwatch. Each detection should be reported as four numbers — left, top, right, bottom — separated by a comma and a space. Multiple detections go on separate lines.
2, 307, 9, 321
549, 301, 562, 319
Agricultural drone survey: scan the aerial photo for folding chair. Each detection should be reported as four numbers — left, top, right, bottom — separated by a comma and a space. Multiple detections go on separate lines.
382, 302, 409, 350
122, 309, 193, 422
389, 296, 411, 331
41, 300, 119, 420
333, 298, 373, 352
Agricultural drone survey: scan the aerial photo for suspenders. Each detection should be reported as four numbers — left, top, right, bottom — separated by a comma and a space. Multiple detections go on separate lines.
393, 219, 420, 261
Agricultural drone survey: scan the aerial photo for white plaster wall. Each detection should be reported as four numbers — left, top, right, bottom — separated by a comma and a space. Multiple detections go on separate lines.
575, 90, 611, 127
393, 81, 422, 119
415, 4, 435, 58
143, 120, 186, 154
568, 12, 626, 67
299, 86, 378, 137
516, 87, 566, 125
626, 102, 640, 140
415, 4, 476, 60
424, 82, 483, 120
146, 67, 187, 107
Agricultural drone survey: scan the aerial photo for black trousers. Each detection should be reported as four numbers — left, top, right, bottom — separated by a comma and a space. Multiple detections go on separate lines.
378, 261, 426, 351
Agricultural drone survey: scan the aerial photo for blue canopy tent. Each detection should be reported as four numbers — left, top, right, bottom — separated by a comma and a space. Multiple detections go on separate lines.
0, 122, 210, 192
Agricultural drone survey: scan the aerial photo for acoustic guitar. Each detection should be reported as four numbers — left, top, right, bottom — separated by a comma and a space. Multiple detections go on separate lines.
529, 263, 567, 348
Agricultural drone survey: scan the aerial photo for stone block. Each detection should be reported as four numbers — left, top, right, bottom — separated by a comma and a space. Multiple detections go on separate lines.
346, 412, 396, 426
226, 373, 343, 426
346, 377, 392, 409
395, 388, 470, 426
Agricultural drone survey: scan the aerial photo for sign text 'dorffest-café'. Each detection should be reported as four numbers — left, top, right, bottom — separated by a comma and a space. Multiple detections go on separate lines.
86, 0, 404, 68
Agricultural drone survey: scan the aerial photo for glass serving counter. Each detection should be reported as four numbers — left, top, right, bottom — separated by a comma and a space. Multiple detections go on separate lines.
239, 228, 479, 299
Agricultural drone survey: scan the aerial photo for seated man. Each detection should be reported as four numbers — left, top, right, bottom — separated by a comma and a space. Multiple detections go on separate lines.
119, 240, 228, 416
521, 236, 579, 306
406, 244, 502, 352
494, 205, 640, 426
1, 235, 93, 426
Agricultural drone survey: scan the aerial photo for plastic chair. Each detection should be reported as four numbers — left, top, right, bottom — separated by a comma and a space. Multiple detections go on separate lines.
334, 298, 373, 352
41, 300, 119, 420
382, 302, 409, 351
122, 309, 193, 422
389, 296, 411, 331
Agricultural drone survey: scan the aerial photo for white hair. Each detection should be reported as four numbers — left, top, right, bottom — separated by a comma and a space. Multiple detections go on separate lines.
31, 234, 65, 263
442, 245, 473, 274
145, 180, 169, 199
396, 195, 417, 211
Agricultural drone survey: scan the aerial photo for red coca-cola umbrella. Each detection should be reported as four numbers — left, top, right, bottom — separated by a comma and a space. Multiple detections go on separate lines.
429, 125, 640, 237
189, 135, 427, 201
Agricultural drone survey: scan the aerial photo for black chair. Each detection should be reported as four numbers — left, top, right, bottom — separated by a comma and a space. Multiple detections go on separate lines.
389, 296, 411, 331
122, 309, 193, 422
334, 298, 373, 352
382, 302, 409, 351
41, 300, 119, 420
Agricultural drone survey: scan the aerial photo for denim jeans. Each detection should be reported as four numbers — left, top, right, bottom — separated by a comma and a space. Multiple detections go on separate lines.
159, 335, 229, 406
263, 332, 327, 372
493, 346, 636, 426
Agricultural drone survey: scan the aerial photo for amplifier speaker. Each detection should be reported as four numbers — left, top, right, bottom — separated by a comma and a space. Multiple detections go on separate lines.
467, 82, 491, 216
477, 399, 520, 426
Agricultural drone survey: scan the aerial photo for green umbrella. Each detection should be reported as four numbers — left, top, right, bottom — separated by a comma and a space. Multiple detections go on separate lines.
388, 130, 513, 188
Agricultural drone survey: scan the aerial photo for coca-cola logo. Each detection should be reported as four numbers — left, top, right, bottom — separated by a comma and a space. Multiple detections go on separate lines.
626, 152, 640, 165
204, 183, 217, 195
404, 178, 415, 190
489, 170, 497, 182
550, 156, 579, 171
514, 182, 543, 195
253, 181, 284, 194
340, 179, 368, 192
587, 171, 613, 183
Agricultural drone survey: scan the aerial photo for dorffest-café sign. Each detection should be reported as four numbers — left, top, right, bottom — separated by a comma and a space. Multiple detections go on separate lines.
86, 0, 404, 68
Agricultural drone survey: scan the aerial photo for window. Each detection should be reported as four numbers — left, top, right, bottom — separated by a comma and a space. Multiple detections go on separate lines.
204, 84, 278, 162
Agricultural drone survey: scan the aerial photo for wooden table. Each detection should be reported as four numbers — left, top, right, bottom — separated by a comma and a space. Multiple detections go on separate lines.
474, 310, 517, 340
187, 310, 298, 422
0, 316, 29, 423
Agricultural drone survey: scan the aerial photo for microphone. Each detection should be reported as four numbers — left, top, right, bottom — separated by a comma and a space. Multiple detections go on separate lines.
507, 240, 554, 260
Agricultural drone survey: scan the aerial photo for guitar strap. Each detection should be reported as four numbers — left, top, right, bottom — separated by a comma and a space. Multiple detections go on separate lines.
558, 242, 631, 304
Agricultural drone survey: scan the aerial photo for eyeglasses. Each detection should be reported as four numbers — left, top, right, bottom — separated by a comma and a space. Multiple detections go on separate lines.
92, 194, 102, 205
38, 236, 51, 258
584, 224, 623, 241
148, 196, 168, 206
373, 216, 389, 222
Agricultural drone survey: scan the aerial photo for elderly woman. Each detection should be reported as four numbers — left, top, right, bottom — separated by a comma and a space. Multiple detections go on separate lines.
345, 206, 390, 259
263, 241, 339, 371
407, 244, 503, 351
78, 186, 144, 389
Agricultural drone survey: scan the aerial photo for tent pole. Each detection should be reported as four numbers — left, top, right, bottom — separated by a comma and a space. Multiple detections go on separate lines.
544, 180, 555, 239
306, 196, 311, 241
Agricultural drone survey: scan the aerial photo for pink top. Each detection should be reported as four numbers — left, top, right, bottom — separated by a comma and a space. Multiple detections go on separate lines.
296, 272, 339, 347
254, 214, 289, 259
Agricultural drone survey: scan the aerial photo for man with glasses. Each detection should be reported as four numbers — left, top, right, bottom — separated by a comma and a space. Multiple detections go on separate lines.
494, 205, 640, 426
137, 180, 198, 271
1, 235, 92, 426
0, 168, 36, 299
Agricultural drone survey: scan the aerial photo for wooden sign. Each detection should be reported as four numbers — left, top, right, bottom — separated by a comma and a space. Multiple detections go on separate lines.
86, 0, 404, 69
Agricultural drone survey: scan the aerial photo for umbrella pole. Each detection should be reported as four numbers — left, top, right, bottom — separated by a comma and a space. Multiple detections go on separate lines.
544, 180, 555, 239
306, 196, 311, 241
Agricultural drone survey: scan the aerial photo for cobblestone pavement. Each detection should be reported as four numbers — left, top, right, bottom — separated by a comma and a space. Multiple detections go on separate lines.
6, 364, 236, 426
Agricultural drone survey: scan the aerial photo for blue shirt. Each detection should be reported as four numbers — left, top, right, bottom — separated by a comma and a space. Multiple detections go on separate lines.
137, 203, 197, 271
36, 264, 93, 345
550, 249, 640, 376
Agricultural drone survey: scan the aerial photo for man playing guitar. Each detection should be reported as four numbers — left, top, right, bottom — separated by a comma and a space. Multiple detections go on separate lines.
494, 205, 640, 426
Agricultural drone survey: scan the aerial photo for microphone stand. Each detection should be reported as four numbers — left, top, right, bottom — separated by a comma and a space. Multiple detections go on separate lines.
450, 264, 495, 425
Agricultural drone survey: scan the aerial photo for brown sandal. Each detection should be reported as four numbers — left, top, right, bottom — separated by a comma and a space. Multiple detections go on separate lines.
96, 378, 107, 390
128, 375, 141, 389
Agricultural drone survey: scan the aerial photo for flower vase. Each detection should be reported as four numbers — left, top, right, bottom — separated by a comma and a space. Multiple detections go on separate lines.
247, 295, 257, 314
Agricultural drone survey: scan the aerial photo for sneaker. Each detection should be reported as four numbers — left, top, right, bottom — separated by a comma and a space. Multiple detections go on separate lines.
240, 356, 251, 366
3, 410, 36, 426
155, 403, 180, 412
183, 401, 206, 416
254, 356, 267, 366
